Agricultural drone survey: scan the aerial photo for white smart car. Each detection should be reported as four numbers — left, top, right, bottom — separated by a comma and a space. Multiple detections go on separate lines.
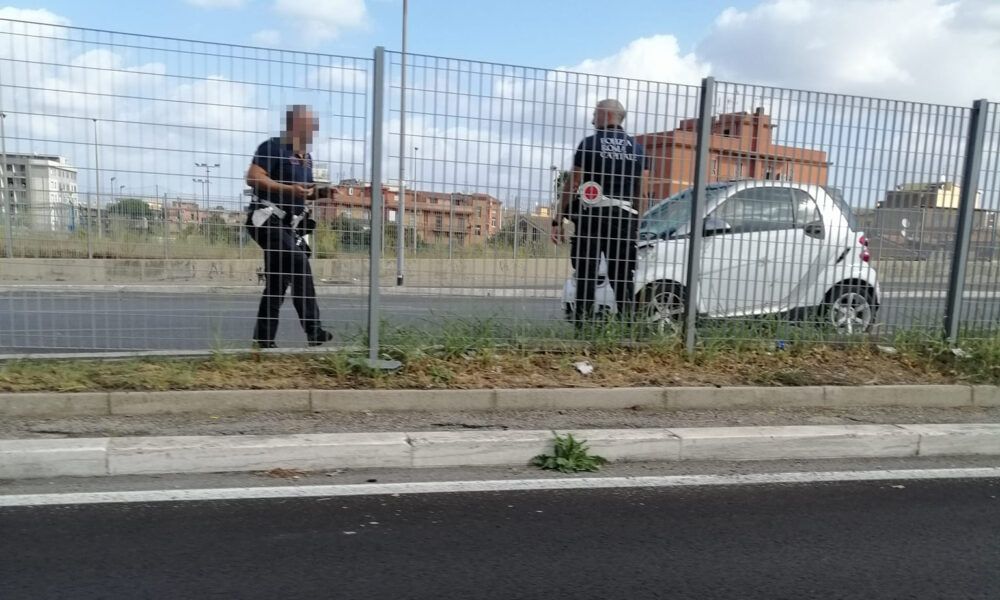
563, 180, 881, 334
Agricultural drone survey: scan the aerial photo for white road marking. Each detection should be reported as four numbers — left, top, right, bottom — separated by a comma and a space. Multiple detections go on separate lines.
1, 467, 998, 507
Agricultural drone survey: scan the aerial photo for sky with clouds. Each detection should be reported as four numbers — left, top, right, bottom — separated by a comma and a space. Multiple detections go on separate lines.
1, 0, 999, 211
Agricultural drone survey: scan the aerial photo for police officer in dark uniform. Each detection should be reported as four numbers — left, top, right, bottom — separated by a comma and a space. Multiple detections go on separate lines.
552, 99, 649, 326
245, 104, 335, 348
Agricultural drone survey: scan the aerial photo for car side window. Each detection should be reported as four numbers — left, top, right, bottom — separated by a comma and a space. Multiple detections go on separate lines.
712, 187, 794, 234
792, 189, 822, 227
792, 189, 824, 239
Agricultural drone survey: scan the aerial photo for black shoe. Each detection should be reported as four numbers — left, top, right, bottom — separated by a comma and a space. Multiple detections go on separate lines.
307, 329, 334, 347
253, 340, 277, 349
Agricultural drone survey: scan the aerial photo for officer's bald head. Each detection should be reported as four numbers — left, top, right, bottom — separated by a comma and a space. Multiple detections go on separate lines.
593, 99, 626, 129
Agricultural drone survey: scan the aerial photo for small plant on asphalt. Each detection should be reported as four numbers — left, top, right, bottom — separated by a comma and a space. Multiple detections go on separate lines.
532, 432, 607, 473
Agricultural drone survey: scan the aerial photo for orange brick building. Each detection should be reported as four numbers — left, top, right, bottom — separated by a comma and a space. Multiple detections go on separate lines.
635, 108, 829, 200
314, 181, 502, 246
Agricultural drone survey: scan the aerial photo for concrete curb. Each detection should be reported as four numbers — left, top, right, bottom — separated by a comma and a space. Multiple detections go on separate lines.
3, 283, 1000, 301
3, 424, 1000, 479
1, 384, 997, 418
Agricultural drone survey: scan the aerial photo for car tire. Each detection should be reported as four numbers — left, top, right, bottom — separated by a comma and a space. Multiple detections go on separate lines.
822, 284, 875, 334
640, 282, 685, 335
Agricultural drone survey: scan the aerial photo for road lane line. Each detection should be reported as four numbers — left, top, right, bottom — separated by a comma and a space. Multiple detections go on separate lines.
2, 467, 999, 507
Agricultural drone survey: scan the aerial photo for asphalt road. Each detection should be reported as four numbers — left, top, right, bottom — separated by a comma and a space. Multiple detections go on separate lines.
0, 289, 997, 353
1, 478, 998, 599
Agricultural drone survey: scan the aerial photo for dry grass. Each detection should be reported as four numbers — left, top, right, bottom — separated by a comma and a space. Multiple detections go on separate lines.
0, 342, 982, 394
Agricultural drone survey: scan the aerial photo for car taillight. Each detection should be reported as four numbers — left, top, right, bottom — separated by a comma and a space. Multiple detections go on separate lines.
858, 234, 870, 262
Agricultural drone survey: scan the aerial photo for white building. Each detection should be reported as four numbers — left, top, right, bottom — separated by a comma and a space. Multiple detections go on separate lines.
1, 154, 80, 231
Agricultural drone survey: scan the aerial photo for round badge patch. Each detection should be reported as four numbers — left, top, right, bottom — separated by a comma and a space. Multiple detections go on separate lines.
580, 182, 602, 206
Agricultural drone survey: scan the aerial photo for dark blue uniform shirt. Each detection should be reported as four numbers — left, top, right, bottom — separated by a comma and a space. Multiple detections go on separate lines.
251, 137, 313, 219
572, 125, 649, 201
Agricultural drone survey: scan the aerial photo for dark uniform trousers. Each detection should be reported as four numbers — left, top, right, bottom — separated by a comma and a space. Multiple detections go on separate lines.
248, 218, 321, 343
572, 205, 638, 324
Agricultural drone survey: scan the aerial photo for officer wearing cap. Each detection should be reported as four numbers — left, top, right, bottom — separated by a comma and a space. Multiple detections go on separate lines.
245, 104, 335, 348
552, 98, 649, 325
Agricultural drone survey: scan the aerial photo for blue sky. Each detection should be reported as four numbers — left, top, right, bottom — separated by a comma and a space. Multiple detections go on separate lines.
20, 0, 755, 68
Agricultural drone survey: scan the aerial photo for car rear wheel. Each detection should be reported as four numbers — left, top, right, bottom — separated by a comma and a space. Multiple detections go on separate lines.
641, 282, 685, 335
823, 285, 875, 334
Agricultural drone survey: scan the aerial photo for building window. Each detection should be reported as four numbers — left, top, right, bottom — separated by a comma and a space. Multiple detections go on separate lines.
711, 157, 718, 176
435, 215, 443, 229
477, 207, 483, 218
736, 161, 745, 178
475, 225, 482, 236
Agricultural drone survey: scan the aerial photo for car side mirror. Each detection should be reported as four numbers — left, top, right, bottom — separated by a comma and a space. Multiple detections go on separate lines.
803, 221, 824, 239
703, 217, 732, 237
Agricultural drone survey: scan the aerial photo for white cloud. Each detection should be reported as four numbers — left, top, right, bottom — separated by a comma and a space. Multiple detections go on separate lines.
0, 6, 69, 24
184, 0, 246, 8
251, 29, 282, 46
697, 0, 1000, 106
557, 1, 998, 107
565, 35, 709, 87
0, 12, 369, 208
273, 0, 367, 43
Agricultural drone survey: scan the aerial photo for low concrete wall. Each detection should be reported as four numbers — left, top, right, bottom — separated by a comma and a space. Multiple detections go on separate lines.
0, 258, 573, 287
1, 257, 997, 287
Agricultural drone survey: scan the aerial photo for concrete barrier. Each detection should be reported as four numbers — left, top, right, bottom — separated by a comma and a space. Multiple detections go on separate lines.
0, 385, 988, 418
4, 257, 992, 288
0, 258, 572, 288
4, 424, 1000, 479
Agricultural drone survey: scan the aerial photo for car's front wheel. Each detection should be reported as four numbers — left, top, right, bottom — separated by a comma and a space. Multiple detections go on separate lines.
823, 285, 875, 334
640, 282, 685, 335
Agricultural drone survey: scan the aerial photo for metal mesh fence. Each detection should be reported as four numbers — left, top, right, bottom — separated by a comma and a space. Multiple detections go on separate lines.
0, 18, 997, 356
691, 83, 975, 344
0, 19, 371, 353
381, 51, 701, 343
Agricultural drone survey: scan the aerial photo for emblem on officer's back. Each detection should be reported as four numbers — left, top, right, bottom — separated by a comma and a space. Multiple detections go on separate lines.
579, 181, 603, 207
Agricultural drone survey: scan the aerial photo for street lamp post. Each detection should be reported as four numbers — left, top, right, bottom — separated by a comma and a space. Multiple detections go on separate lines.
0, 112, 12, 258
193, 178, 208, 205
194, 162, 220, 206
411, 146, 418, 253
109, 176, 117, 236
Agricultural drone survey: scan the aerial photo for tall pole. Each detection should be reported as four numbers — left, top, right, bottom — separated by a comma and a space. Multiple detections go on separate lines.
944, 99, 989, 343
684, 77, 716, 354
109, 175, 117, 235
412, 146, 418, 253
395, 0, 408, 286
195, 162, 219, 207
93, 119, 103, 241
0, 112, 13, 258
449, 193, 455, 260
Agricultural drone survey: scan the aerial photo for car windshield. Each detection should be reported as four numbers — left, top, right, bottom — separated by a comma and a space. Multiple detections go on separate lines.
639, 190, 693, 240
639, 185, 729, 240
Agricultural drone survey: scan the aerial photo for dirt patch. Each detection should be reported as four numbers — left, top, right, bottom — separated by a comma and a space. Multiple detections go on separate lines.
0, 343, 976, 393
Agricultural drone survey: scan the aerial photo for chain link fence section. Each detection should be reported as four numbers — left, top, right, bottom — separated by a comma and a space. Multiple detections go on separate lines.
0, 18, 371, 353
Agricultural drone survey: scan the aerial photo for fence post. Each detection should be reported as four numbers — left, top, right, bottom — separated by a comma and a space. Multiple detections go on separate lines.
683, 77, 716, 354
364, 47, 399, 370
944, 99, 989, 344
0, 112, 13, 259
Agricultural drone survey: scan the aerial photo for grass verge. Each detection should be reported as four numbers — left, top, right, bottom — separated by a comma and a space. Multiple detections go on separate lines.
0, 320, 998, 393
